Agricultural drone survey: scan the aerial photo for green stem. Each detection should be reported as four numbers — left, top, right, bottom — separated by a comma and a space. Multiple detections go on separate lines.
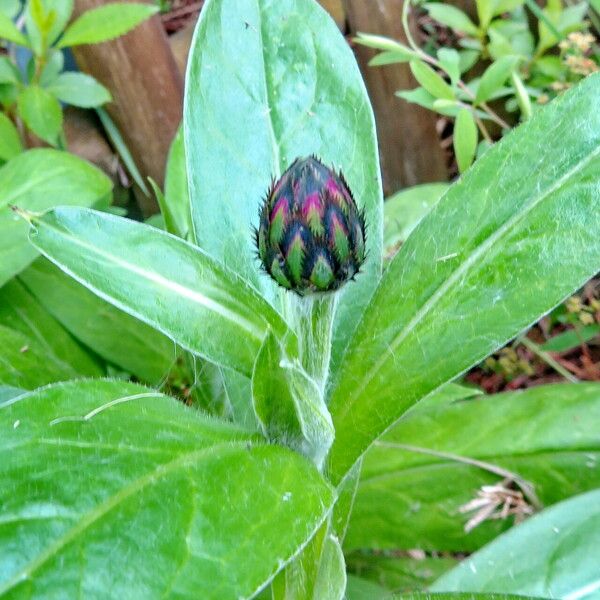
285, 293, 337, 392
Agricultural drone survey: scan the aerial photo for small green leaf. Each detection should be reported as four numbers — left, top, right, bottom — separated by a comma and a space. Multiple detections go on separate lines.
475, 55, 519, 104
17, 85, 62, 145
476, 0, 494, 29
437, 48, 461, 86
25, 207, 294, 376
0, 56, 20, 84
57, 3, 159, 47
0, 11, 28, 45
424, 3, 479, 36
25, 0, 73, 54
454, 109, 478, 173
369, 50, 415, 66
252, 331, 334, 468
511, 70, 531, 120
0, 112, 22, 161
164, 124, 193, 241
0, 149, 112, 286
541, 324, 600, 352
458, 49, 480, 73
354, 32, 416, 56
46, 72, 111, 108
0, 0, 21, 19
432, 489, 600, 598
39, 49, 64, 86
0, 379, 335, 599
410, 60, 455, 101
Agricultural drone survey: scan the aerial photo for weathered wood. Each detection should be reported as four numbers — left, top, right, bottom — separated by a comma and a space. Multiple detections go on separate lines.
71, 0, 183, 215
343, 0, 448, 194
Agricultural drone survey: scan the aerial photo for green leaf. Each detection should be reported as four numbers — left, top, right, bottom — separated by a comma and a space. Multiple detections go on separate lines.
0, 0, 21, 19
540, 324, 600, 352
354, 32, 416, 56
432, 488, 600, 599
184, 0, 383, 371
384, 183, 449, 255
476, 0, 494, 29
0, 56, 20, 84
475, 55, 519, 104
410, 60, 455, 101
0, 112, 22, 161
252, 331, 334, 468
0, 11, 28, 45
0, 149, 112, 286
0, 379, 335, 598
458, 49, 480, 74
0, 278, 101, 388
511, 70, 531, 120
17, 85, 62, 145
369, 50, 415, 67
46, 72, 111, 108
57, 2, 159, 47
25, 207, 293, 377
327, 74, 600, 484
424, 3, 479, 36
346, 383, 600, 553
19, 257, 187, 386
25, 0, 72, 53
164, 124, 193, 241
453, 109, 478, 173
437, 48, 461, 86
39, 48, 64, 86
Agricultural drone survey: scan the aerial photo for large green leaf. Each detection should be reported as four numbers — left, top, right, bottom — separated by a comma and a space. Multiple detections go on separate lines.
25, 207, 292, 376
184, 0, 383, 364
432, 489, 600, 600
345, 383, 600, 553
0, 380, 335, 598
327, 73, 600, 483
0, 278, 101, 388
19, 258, 185, 386
0, 149, 112, 287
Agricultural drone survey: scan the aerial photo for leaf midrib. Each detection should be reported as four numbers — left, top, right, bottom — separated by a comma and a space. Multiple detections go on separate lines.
32, 215, 266, 342
0, 441, 251, 595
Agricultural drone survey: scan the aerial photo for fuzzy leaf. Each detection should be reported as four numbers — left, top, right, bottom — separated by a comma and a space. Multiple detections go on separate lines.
25, 207, 293, 376
0, 379, 335, 598
327, 74, 600, 483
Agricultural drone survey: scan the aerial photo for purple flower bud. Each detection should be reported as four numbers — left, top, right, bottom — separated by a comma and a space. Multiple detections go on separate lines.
255, 156, 366, 295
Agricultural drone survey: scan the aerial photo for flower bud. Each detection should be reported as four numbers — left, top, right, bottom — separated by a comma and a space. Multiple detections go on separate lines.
255, 156, 366, 295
